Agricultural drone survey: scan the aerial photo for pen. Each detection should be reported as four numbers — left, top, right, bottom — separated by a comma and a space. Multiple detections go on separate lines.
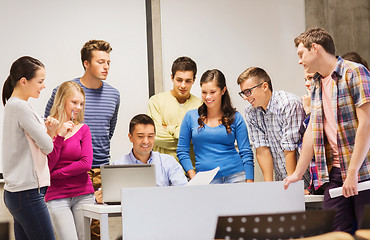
71, 110, 74, 122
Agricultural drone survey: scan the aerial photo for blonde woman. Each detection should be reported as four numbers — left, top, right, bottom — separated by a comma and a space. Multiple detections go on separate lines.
45, 81, 94, 240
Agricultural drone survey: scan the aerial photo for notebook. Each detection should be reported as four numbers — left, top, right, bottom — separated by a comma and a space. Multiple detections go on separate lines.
100, 164, 156, 204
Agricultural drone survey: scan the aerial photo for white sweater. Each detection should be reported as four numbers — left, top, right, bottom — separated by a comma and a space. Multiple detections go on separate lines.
2, 97, 53, 192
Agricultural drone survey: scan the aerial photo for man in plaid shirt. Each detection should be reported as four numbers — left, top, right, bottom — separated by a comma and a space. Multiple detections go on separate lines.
284, 28, 370, 233
237, 67, 310, 187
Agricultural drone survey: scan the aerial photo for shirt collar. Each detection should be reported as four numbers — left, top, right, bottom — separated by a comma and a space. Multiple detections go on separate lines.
256, 91, 276, 114
314, 56, 343, 83
128, 149, 153, 164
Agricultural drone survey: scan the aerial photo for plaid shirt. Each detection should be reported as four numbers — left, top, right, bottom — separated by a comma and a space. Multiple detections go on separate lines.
245, 91, 306, 181
311, 57, 370, 186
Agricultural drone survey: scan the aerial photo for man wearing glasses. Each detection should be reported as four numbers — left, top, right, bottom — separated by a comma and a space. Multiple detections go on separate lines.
237, 67, 308, 187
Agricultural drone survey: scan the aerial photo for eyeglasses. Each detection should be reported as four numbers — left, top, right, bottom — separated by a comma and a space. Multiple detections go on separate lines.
238, 83, 263, 98
304, 76, 314, 82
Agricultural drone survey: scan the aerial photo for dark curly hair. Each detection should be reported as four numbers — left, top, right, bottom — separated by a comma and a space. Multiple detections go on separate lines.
198, 69, 236, 134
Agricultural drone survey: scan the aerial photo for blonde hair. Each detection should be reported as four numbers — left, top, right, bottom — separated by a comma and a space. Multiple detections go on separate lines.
49, 81, 85, 126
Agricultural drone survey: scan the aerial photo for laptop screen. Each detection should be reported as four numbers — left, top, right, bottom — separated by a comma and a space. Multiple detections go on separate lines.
100, 164, 156, 204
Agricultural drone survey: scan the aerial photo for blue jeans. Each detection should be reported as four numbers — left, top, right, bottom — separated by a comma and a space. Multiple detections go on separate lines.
210, 171, 246, 184
4, 187, 55, 240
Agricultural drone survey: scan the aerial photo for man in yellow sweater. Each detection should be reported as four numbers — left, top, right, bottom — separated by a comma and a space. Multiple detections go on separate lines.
147, 56, 202, 168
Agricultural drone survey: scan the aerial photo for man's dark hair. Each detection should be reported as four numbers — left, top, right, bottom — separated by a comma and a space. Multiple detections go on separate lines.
129, 114, 155, 134
81, 40, 112, 69
294, 28, 335, 55
342, 52, 368, 69
171, 56, 197, 79
237, 67, 273, 92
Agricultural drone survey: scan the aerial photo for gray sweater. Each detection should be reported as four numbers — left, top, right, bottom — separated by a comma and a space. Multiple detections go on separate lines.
2, 97, 53, 192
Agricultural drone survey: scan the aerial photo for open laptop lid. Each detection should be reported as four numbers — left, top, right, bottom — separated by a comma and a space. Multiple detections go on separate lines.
100, 164, 156, 204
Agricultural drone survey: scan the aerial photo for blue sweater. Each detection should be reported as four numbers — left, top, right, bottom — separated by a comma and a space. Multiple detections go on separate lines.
44, 78, 120, 167
177, 109, 254, 180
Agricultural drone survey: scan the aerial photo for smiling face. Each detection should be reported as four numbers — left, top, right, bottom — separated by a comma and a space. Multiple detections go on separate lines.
171, 70, 195, 103
129, 124, 155, 161
65, 89, 85, 121
201, 80, 225, 110
84, 50, 110, 81
24, 67, 46, 99
239, 77, 270, 109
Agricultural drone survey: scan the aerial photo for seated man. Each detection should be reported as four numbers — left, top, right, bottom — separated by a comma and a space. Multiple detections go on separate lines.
95, 114, 187, 203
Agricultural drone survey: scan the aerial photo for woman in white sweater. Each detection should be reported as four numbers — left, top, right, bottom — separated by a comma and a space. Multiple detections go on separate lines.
2, 56, 59, 240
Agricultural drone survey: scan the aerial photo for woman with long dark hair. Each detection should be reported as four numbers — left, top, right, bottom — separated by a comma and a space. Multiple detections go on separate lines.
177, 69, 254, 183
2, 56, 57, 239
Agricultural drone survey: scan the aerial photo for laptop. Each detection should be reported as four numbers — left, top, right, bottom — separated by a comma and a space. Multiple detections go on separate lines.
100, 164, 156, 204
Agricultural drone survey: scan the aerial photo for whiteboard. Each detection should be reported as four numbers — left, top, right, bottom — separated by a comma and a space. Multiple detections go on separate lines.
121, 181, 305, 240
160, 0, 306, 117
0, 0, 149, 173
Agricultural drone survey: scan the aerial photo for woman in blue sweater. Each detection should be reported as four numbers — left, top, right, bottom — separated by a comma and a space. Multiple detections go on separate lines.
177, 69, 254, 183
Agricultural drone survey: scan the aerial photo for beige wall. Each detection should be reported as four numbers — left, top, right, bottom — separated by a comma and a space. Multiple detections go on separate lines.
305, 0, 370, 64
152, 0, 370, 91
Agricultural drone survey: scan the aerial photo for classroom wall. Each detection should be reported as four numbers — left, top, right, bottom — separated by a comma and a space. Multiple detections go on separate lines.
159, 0, 306, 181
305, 0, 370, 64
0, 0, 149, 173
160, 0, 306, 119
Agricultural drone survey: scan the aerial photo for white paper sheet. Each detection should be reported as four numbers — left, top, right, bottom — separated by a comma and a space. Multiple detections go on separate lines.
329, 180, 370, 198
185, 167, 220, 186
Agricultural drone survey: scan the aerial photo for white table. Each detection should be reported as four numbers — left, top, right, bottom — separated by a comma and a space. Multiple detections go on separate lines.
305, 194, 324, 202
82, 204, 121, 240
121, 182, 305, 240
81, 194, 324, 240
304, 194, 324, 210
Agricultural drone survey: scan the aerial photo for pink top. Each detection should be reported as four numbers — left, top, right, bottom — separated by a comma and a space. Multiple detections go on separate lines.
25, 132, 50, 188
45, 124, 94, 201
321, 75, 340, 168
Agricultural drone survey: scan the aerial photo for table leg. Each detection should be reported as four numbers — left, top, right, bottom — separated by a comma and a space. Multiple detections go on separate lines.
100, 213, 110, 240
83, 214, 91, 240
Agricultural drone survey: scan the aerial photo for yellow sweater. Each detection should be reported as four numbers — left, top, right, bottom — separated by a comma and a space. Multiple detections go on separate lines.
147, 91, 202, 167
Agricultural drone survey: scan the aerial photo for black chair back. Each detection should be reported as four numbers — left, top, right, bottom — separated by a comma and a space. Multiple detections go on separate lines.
359, 204, 370, 229
0, 222, 9, 240
214, 210, 336, 240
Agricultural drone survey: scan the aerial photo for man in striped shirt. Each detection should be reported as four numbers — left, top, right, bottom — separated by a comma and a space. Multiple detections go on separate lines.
44, 40, 120, 239
284, 28, 370, 233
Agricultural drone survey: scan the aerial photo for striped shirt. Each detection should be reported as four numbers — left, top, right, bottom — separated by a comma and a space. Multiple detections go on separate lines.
311, 57, 370, 186
44, 78, 120, 167
245, 91, 306, 181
